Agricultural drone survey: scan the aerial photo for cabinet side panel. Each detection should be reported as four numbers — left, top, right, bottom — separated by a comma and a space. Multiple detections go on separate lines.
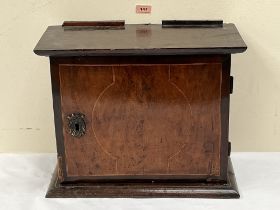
220, 55, 231, 180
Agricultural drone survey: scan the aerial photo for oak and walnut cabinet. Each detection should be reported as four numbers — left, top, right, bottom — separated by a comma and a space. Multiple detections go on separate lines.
34, 21, 247, 198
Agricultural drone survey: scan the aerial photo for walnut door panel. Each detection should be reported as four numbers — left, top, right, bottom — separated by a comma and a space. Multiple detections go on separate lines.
59, 63, 222, 180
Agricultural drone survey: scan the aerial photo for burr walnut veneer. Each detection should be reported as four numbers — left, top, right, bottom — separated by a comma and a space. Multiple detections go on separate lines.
34, 21, 247, 198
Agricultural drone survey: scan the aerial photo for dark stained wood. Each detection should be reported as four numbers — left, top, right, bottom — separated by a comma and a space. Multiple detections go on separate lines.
162, 20, 223, 28
220, 55, 231, 180
51, 55, 225, 66
46, 158, 239, 198
62, 20, 125, 27
34, 24, 247, 56
49, 58, 67, 182
49, 55, 230, 183
230, 76, 234, 94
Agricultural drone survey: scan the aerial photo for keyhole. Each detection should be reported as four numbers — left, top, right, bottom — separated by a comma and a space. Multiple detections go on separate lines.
75, 123, 80, 132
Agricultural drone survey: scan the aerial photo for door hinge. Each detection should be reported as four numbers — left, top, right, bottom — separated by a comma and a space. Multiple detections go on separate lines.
230, 76, 234, 94
228, 142, 231, 156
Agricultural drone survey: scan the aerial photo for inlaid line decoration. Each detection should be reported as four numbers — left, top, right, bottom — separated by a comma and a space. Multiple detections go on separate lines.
91, 66, 118, 172
167, 65, 194, 172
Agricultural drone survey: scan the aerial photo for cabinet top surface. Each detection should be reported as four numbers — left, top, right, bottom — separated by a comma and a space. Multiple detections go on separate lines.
34, 24, 247, 56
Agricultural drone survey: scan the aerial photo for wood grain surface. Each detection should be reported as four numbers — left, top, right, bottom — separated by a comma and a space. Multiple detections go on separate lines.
58, 62, 222, 179
46, 158, 239, 198
34, 24, 247, 56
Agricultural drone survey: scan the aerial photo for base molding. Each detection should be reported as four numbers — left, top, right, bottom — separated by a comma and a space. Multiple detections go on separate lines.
46, 158, 239, 199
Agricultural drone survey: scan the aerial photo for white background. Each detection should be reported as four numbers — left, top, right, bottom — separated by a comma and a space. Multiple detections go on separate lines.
0, 153, 279, 210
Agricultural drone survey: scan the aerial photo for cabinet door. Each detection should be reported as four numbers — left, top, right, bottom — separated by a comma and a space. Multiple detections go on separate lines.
56, 61, 226, 182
